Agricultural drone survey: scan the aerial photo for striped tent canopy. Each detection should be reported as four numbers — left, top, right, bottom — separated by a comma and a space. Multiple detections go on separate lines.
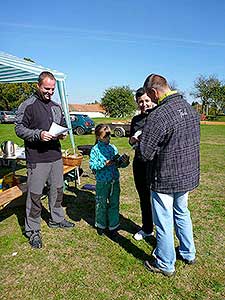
0, 51, 75, 149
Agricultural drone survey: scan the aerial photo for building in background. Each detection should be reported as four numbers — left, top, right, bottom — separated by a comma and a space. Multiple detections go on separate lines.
69, 103, 106, 118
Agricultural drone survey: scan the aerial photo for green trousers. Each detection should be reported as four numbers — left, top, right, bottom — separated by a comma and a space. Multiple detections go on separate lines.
95, 180, 120, 230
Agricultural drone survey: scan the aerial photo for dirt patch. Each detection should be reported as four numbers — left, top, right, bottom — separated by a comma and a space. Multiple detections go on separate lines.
200, 121, 225, 125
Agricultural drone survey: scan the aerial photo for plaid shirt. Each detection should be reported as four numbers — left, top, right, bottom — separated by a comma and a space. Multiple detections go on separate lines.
140, 93, 200, 193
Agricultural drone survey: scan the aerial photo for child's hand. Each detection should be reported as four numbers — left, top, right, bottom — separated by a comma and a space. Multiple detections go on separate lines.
105, 160, 114, 166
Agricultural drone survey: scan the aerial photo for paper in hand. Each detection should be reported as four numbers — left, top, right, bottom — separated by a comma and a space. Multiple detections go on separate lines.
133, 130, 142, 139
48, 122, 69, 137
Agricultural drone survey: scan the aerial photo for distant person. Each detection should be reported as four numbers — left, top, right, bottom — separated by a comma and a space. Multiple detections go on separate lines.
140, 74, 200, 276
89, 124, 130, 238
15, 71, 75, 249
129, 87, 156, 241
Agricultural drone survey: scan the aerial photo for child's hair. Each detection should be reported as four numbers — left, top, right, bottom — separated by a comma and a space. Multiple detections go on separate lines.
94, 124, 111, 144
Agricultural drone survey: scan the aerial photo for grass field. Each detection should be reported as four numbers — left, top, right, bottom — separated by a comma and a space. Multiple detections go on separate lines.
0, 122, 225, 300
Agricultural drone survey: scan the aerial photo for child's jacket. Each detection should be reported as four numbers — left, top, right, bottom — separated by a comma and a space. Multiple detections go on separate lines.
90, 141, 126, 182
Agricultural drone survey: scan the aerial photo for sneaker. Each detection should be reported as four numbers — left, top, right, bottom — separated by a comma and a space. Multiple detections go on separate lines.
133, 230, 154, 241
29, 231, 42, 249
48, 219, 75, 229
144, 260, 175, 277
175, 247, 196, 265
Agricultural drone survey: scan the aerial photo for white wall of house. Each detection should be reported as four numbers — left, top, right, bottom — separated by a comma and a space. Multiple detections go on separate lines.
70, 111, 106, 118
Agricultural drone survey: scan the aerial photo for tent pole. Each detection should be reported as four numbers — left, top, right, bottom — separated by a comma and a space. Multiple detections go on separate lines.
57, 80, 75, 151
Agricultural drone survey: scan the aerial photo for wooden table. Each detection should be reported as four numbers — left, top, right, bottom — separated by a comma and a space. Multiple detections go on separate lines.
0, 165, 78, 208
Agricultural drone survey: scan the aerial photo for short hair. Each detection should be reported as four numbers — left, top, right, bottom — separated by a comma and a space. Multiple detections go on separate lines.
135, 87, 146, 102
143, 74, 170, 92
38, 71, 56, 84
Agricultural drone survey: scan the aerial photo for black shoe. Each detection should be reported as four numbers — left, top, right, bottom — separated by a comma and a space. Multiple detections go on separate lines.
144, 260, 175, 277
175, 247, 196, 265
183, 258, 196, 265
97, 228, 105, 236
29, 231, 42, 249
108, 228, 119, 240
48, 219, 75, 229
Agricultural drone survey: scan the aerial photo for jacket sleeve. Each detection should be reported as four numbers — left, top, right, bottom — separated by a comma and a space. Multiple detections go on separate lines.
140, 116, 166, 161
15, 101, 42, 142
89, 147, 107, 171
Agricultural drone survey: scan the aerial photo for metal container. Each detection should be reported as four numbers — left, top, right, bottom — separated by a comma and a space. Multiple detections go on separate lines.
1, 141, 16, 158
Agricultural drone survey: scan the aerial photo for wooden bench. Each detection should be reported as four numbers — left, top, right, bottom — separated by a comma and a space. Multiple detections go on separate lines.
0, 165, 77, 208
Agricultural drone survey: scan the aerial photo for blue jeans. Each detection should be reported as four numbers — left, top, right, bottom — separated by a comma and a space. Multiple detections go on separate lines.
151, 191, 196, 273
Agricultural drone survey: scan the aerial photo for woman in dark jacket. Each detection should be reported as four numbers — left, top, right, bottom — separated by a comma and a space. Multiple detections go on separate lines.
129, 87, 156, 240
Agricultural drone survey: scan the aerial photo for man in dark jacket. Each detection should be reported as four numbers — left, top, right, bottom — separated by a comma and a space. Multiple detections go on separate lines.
140, 74, 200, 276
15, 71, 74, 249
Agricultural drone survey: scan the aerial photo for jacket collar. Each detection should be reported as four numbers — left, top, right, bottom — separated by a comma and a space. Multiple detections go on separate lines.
158, 90, 177, 104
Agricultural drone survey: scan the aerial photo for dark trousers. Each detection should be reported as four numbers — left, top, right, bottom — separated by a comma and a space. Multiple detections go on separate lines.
133, 157, 153, 234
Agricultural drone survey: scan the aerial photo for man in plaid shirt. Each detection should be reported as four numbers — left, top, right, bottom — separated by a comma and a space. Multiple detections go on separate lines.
140, 74, 200, 276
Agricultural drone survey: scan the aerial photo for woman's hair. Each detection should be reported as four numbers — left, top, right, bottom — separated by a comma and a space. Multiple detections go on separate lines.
94, 124, 110, 144
135, 87, 146, 102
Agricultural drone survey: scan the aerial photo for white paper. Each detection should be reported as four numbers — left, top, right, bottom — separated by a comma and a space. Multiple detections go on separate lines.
48, 122, 69, 137
15, 147, 26, 159
133, 130, 142, 139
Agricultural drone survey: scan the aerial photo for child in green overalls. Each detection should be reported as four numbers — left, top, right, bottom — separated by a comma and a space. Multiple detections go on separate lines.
90, 124, 129, 237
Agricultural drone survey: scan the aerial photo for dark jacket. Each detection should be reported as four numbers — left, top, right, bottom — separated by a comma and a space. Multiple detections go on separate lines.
140, 93, 200, 193
130, 111, 155, 184
15, 92, 63, 163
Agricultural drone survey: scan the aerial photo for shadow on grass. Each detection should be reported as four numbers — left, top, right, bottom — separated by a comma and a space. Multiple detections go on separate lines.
0, 200, 25, 234
109, 233, 155, 262
0, 196, 51, 236
62, 187, 155, 262
63, 187, 141, 235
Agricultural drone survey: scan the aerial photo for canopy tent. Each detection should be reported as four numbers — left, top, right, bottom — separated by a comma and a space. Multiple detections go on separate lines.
0, 51, 75, 149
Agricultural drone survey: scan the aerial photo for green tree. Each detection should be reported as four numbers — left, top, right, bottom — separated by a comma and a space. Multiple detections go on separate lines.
190, 75, 224, 115
210, 85, 225, 114
101, 86, 136, 117
0, 82, 37, 110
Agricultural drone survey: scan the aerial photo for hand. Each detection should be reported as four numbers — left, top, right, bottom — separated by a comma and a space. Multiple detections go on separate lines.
58, 133, 68, 140
40, 131, 53, 141
129, 136, 139, 145
105, 160, 114, 166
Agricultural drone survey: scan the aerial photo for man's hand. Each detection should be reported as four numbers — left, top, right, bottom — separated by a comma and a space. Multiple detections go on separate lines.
40, 131, 53, 141
58, 133, 68, 140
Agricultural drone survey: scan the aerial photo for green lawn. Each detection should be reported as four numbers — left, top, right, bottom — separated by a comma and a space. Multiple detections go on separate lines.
0, 122, 224, 300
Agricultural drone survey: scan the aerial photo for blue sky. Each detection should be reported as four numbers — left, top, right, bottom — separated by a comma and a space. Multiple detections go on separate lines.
1, 0, 225, 104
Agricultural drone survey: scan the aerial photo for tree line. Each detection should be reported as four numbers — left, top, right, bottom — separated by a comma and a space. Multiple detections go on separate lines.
0, 75, 224, 118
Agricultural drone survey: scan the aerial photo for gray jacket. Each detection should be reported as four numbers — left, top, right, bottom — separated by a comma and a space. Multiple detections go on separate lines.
15, 92, 63, 163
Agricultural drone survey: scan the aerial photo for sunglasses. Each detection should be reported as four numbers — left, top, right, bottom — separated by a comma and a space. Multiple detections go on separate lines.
103, 131, 111, 138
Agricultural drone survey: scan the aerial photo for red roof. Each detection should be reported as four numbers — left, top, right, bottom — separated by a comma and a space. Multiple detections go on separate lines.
69, 103, 105, 113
